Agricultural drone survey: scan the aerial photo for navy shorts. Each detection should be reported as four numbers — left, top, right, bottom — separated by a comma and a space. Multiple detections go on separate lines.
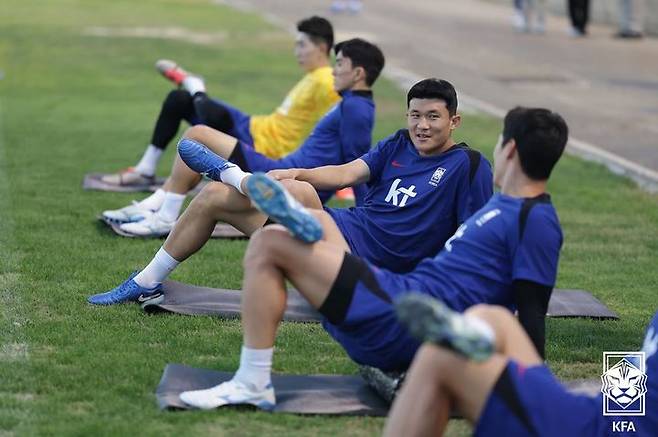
324, 208, 362, 256
229, 141, 283, 173
474, 360, 604, 436
318, 253, 426, 371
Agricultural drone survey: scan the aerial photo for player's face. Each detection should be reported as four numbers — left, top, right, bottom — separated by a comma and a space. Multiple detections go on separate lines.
294, 32, 326, 72
407, 99, 458, 156
332, 51, 360, 92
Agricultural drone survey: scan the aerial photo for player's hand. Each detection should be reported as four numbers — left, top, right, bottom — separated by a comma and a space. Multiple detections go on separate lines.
267, 168, 301, 181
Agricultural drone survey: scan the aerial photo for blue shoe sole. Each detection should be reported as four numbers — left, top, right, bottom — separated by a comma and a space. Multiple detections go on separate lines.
395, 295, 494, 362
177, 138, 228, 181
246, 173, 322, 243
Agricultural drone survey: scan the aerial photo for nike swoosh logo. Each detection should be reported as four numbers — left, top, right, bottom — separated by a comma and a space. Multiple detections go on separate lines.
137, 293, 160, 303
391, 160, 404, 167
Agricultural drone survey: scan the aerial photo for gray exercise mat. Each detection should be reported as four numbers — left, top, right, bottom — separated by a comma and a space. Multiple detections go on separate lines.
156, 363, 389, 415
546, 289, 618, 319
155, 363, 600, 415
141, 281, 617, 320
84, 173, 208, 194
100, 218, 247, 239
83, 173, 166, 193
142, 280, 319, 320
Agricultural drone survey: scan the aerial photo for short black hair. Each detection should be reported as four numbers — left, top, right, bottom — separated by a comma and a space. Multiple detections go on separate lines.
501, 107, 569, 180
406, 78, 458, 115
334, 38, 385, 87
297, 16, 334, 54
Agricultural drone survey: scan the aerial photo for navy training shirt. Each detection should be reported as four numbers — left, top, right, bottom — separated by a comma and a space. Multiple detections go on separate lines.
327, 129, 493, 273
407, 192, 563, 311
276, 89, 374, 205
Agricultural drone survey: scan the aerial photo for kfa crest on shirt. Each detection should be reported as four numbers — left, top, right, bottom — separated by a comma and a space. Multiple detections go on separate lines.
385, 178, 417, 207
429, 167, 447, 187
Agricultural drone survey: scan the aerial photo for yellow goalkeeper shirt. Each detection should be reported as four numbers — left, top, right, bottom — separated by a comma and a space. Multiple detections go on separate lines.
250, 66, 339, 158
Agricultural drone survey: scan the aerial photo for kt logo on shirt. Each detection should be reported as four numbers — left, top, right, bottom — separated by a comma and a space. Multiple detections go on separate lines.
385, 178, 417, 207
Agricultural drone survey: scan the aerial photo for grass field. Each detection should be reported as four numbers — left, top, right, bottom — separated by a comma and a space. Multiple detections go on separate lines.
1, 0, 657, 435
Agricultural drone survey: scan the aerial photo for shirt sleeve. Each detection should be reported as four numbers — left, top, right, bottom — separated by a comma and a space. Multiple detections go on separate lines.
456, 154, 494, 224
512, 209, 563, 287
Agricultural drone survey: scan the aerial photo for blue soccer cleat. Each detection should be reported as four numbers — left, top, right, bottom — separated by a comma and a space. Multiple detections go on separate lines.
395, 293, 495, 362
177, 138, 236, 181
87, 273, 164, 306
246, 173, 323, 243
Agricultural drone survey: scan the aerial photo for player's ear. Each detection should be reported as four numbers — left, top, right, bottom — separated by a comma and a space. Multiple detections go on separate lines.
318, 42, 330, 57
450, 113, 461, 130
505, 139, 517, 159
354, 66, 366, 84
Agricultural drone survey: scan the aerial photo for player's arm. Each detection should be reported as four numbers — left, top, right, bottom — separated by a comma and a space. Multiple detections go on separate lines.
513, 280, 552, 359
512, 201, 562, 360
268, 159, 371, 191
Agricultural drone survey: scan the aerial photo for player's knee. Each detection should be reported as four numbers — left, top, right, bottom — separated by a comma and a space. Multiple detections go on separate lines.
190, 182, 231, 212
280, 179, 317, 207
244, 226, 291, 269
163, 89, 191, 109
184, 124, 213, 143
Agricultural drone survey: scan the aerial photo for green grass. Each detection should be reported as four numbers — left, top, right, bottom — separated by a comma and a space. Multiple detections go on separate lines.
1, 0, 657, 435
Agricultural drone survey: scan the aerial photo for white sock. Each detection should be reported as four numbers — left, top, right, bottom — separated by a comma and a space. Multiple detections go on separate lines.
233, 346, 273, 391
136, 188, 166, 211
182, 76, 206, 96
219, 166, 250, 195
157, 191, 186, 222
134, 247, 180, 289
134, 145, 163, 176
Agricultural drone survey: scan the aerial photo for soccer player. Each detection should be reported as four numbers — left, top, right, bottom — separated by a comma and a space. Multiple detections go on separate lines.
102, 38, 383, 237
174, 106, 566, 410
87, 78, 492, 306
384, 295, 658, 436
101, 16, 339, 187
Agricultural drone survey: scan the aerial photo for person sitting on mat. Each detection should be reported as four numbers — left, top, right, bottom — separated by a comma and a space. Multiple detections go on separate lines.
87, 78, 493, 306
171, 106, 567, 411
384, 295, 658, 436
102, 38, 382, 238
101, 16, 339, 188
